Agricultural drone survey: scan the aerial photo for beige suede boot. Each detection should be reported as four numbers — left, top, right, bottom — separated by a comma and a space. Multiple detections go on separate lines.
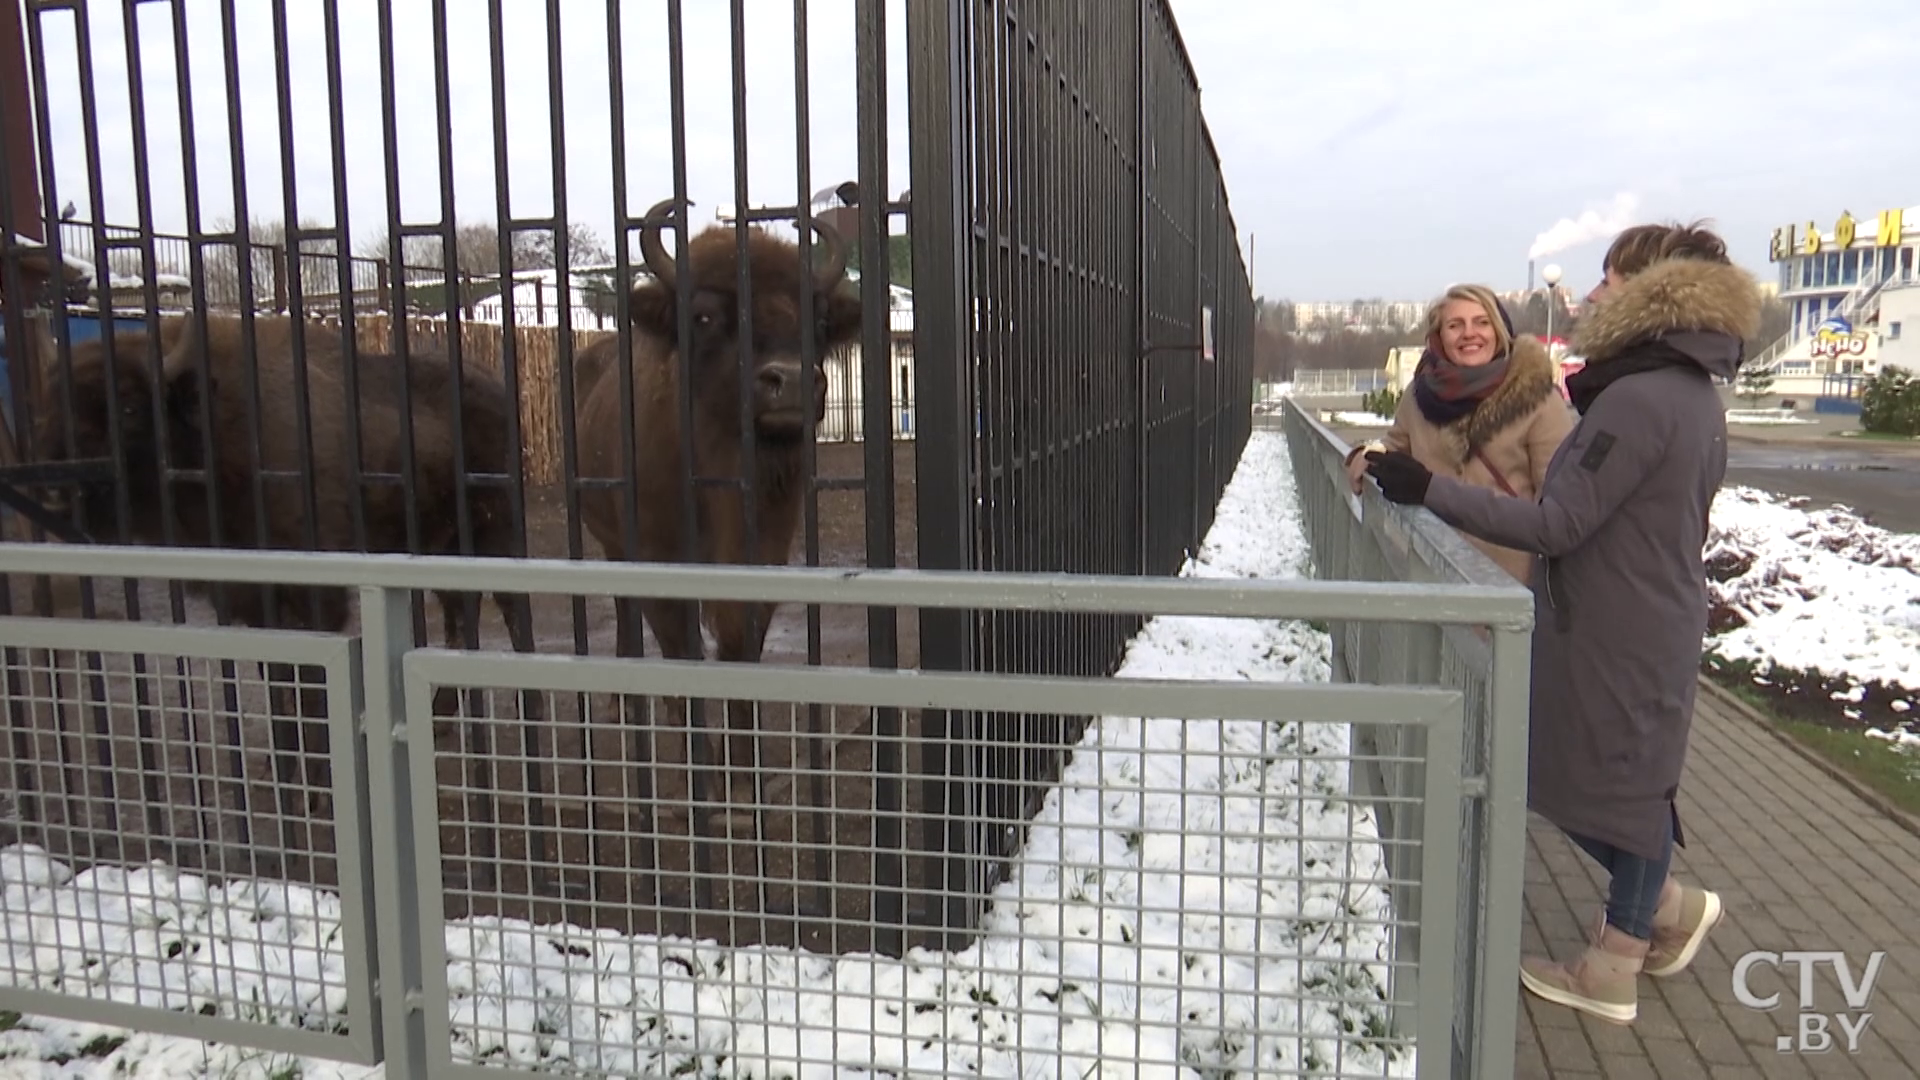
1519, 914, 1648, 1025
1644, 880, 1723, 978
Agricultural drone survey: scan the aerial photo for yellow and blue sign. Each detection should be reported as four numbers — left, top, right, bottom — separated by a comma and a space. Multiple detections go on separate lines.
1769, 208, 1908, 262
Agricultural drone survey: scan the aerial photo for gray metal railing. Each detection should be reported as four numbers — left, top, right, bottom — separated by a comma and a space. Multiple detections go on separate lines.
1279, 398, 1534, 1080
0, 532, 1529, 1079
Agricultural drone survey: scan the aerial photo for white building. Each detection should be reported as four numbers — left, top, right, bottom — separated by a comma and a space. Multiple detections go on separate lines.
1877, 285, 1919, 376
818, 269, 917, 441
1753, 205, 1918, 399
1289, 300, 1425, 333
469, 266, 628, 329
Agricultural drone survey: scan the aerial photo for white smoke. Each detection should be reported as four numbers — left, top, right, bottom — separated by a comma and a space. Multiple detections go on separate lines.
1528, 192, 1641, 261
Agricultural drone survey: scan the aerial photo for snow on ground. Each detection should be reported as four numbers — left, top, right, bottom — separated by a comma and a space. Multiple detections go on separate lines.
1705, 485, 1920, 739
1324, 412, 1391, 428
1, 432, 1408, 1079
1723, 408, 1816, 426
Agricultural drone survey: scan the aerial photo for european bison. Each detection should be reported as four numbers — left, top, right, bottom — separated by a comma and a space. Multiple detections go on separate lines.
28, 312, 536, 802
573, 199, 859, 760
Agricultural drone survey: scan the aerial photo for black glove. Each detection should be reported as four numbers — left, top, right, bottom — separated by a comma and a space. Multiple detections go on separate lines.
1364, 449, 1433, 505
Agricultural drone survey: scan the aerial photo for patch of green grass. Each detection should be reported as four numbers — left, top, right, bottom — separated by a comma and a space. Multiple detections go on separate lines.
78, 1034, 126, 1058
0, 1011, 19, 1033
1712, 675, 1920, 818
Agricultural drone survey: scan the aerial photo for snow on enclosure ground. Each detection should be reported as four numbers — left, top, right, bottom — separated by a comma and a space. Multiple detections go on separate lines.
1, 431, 1410, 1079
1705, 485, 1920, 730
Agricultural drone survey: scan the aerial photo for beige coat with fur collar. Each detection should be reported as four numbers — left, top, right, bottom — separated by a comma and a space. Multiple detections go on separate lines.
1352, 337, 1575, 583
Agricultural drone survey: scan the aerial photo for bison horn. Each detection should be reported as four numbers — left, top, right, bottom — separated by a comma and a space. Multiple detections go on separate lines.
160, 313, 202, 383
808, 215, 849, 293
29, 314, 59, 375
638, 197, 687, 292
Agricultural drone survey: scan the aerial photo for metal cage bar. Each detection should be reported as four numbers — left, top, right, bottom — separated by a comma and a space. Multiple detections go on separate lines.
0, 4, 1362, 1071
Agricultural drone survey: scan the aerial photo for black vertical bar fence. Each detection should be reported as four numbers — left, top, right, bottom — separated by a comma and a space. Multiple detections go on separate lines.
0, 0, 1252, 957
908, 0, 1254, 931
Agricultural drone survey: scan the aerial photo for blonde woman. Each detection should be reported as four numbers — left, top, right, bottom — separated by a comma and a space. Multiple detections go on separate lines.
1345, 285, 1574, 583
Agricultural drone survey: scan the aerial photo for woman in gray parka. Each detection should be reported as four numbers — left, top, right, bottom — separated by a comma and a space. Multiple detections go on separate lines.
1362, 221, 1760, 1026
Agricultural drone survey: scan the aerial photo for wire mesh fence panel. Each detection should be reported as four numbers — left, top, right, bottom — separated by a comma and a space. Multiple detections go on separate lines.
0, 518, 1534, 1078
1282, 399, 1535, 1080
397, 637, 1460, 1079
406, 682, 936, 959
0, 613, 378, 1065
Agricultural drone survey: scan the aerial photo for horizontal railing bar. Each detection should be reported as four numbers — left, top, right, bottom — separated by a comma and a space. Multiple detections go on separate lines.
0, 543, 1535, 626
0, 458, 117, 484
0, 613, 355, 668
405, 648, 1468, 724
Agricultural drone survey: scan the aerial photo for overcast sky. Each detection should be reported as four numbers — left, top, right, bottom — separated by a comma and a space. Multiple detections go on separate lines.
23, 0, 1918, 304
1175, 0, 1919, 299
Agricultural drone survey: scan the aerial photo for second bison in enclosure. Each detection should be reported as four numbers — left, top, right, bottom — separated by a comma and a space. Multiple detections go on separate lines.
24, 310, 541, 799
10, 200, 863, 796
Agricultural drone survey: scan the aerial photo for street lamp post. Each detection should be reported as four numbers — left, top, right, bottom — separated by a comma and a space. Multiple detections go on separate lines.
1542, 263, 1563, 356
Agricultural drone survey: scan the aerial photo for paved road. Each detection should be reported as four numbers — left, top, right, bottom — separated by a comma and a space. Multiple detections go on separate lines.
1724, 443, 1920, 533
1316, 411, 1920, 536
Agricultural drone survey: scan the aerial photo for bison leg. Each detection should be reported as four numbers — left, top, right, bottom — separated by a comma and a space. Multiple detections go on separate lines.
710, 599, 779, 664
634, 598, 704, 660
429, 587, 485, 717
433, 591, 463, 716
258, 586, 349, 871
493, 588, 546, 724
266, 660, 332, 788
264, 658, 331, 872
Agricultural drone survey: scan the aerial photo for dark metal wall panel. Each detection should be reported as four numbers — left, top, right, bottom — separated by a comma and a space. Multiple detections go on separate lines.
907, 0, 1257, 916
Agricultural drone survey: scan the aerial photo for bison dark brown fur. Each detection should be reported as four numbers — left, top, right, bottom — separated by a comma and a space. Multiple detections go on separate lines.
573, 201, 859, 764
29, 313, 536, 799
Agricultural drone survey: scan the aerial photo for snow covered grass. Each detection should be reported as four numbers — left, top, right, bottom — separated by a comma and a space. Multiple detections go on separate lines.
1723, 408, 1815, 426
1705, 485, 1920, 749
1, 432, 1413, 1079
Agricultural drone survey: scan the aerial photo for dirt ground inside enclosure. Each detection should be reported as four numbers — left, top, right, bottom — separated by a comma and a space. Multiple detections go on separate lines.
0, 440, 981, 956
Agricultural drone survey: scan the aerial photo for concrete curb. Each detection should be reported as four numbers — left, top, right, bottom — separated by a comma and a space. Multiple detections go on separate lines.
1696, 674, 1920, 843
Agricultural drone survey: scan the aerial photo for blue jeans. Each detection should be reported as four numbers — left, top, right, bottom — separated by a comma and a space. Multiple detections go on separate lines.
1564, 815, 1673, 940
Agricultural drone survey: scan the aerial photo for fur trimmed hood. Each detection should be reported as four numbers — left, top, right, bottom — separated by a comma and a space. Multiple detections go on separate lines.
1432, 333, 1559, 462
1572, 257, 1762, 371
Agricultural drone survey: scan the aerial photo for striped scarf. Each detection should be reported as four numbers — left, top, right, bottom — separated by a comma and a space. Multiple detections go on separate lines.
1409, 345, 1512, 426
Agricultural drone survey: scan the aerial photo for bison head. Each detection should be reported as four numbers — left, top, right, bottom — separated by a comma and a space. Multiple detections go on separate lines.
628, 199, 860, 444
30, 317, 210, 535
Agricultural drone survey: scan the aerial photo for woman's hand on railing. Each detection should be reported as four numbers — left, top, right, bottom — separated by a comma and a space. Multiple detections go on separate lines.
1343, 441, 1383, 494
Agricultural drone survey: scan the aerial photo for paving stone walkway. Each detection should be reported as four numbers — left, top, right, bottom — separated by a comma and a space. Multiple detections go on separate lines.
1513, 680, 1920, 1079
